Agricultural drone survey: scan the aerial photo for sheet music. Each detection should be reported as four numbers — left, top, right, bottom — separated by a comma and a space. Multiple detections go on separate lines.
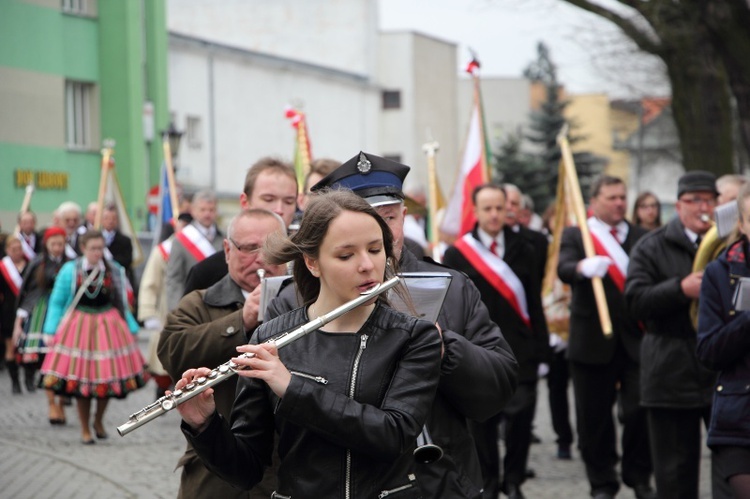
715, 202, 739, 239
389, 272, 453, 323
258, 275, 293, 322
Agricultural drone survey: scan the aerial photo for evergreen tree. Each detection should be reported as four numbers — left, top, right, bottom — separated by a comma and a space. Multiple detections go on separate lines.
493, 131, 551, 210
504, 42, 605, 209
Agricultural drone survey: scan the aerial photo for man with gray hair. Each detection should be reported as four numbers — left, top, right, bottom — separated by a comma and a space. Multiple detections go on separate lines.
166, 189, 222, 310
159, 209, 287, 499
55, 201, 82, 258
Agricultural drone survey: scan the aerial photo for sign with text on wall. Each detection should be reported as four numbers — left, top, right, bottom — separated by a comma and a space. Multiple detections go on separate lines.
14, 169, 69, 190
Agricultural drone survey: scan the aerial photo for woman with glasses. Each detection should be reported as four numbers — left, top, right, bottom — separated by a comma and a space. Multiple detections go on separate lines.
631, 191, 662, 231
173, 190, 442, 498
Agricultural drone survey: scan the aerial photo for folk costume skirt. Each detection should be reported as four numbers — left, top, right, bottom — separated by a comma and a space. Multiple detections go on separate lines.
40, 305, 146, 399
15, 295, 50, 365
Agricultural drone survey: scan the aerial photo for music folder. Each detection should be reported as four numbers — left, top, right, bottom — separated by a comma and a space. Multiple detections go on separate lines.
389, 272, 453, 323
733, 276, 750, 312
258, 275, 293, 322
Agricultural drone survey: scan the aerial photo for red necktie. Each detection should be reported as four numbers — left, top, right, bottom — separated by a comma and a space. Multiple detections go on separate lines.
610, 227, 619, 244
489, 240, 498, 256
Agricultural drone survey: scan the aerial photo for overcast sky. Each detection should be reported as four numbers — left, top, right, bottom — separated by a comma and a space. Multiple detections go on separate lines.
379, 0, 668, 98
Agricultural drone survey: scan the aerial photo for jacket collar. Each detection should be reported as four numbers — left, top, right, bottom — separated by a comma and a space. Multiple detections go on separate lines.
664, 216, 697, 256
203, 273, 246, 308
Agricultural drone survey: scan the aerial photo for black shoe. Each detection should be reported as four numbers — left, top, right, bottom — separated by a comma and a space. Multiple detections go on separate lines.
505, 484, 526, 499
530, 433, 542, 444
524, 468, 536, 479
12, 379, 22, 394
633, 484, 657, 499
593, 493, 614, 499
557, 444, 572, 460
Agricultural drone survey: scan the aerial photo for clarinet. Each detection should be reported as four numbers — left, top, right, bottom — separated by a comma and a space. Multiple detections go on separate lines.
117, 276, 400, 436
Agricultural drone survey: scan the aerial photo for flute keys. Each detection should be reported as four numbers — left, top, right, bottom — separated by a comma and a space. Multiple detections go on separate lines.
185, 383, 195, 391
161, 399, 175, 411
196, 376, 207, 385
207, 370, 218, 379
219, 365, 230, 374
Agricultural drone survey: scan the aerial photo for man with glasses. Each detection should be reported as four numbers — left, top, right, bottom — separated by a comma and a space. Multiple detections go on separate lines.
625, 170, 719, 499
158, 209, 287, 499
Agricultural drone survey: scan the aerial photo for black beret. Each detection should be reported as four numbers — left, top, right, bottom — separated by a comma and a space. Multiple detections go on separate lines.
311, 152, 410, 207
677, 170, 718, 198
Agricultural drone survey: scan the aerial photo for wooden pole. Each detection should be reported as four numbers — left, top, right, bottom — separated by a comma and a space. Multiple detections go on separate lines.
422, 140, 442, 262
162, 135, 180, 219
557, 126, 613, 337
94, 139, 115, 229
13, 184, 35, 233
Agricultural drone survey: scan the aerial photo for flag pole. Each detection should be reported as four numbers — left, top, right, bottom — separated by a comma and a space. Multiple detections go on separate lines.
422, 140, 442, 262
557, 125, 612, 337
162, 133, 180, 220
13, 184, 35, 233
95, 139, 115, 229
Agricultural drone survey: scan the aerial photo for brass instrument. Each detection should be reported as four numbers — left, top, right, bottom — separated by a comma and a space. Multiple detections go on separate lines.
690, 222, 728, 328
413, 425, 443, 464
117, 276, 401, 436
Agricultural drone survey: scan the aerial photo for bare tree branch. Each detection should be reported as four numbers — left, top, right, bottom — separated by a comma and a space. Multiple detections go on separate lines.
558, 0, 662, 54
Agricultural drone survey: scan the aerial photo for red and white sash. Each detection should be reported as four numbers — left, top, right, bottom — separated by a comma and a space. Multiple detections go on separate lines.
454, 233, 530, 327
157, 238, 173, 262
175, 224, 217, 263
65, 243, 77, 259
0, 256, 23, 296
587, 217, 629, 293
17, 233, 36, 261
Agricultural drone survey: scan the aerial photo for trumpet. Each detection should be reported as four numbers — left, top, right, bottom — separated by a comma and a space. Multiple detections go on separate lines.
117, 276, 401, 436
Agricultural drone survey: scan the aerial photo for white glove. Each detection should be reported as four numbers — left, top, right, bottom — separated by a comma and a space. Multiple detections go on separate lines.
578, 256, 612, 278
538, 363, 550, 378
144, 317, 162, 331
549, 333, 568, 353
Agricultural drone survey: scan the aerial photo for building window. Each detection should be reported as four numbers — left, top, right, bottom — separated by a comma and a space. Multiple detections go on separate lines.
186, 115, 202, 149
62, 0, 88, 15
65, 81, 93, 149
382, 90, 401, 110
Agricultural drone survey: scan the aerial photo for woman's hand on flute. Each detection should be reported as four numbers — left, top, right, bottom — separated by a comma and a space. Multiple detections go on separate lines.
234, 344, 291, 399
173, 367, 216, 432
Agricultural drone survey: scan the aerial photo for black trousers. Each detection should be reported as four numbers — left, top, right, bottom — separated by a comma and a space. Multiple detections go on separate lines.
570, 352, 652, 496
547, 349, 574, 447
471, 380, 537, 498
647, 405, 733, 499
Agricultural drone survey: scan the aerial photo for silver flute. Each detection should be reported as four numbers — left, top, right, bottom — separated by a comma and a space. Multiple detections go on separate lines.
117, 276, 401, 436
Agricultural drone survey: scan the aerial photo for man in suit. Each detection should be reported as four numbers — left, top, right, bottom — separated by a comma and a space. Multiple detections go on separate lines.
166, 189, 223, 311
16, 211, 43, 261
557, 175, 654, 499
101, 205, 133, 277
159, 209, 287, 499
443, 183, 548, 499
182, 158, 298, 295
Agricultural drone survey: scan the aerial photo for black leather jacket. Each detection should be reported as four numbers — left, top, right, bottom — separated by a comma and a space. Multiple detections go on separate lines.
185, 303, 442, 499
267, 249, 519, 498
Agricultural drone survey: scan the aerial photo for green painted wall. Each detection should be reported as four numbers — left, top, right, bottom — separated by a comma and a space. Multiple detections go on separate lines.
0, 0, 169, 232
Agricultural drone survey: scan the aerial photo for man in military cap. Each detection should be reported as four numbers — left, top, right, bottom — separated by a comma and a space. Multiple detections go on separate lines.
268, 151, 519, 499
625, 170, 719, 499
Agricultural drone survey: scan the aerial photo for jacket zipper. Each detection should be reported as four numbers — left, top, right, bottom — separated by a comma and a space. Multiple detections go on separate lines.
345, 334, 369, 499
289, 371, 328, 384
378, 474, 417, 498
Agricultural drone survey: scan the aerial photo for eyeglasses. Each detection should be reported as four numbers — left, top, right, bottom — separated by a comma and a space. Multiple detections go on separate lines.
229, 238, 262, 255
638, 203, 659, 209
680, 196, 717, 207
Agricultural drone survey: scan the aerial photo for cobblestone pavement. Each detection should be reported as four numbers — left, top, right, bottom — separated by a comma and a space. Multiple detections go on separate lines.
0, 332, 713, 498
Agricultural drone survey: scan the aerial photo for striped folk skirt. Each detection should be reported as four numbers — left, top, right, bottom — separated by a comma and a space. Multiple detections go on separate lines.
16, 295, 51, 365
40, 306, 147, 399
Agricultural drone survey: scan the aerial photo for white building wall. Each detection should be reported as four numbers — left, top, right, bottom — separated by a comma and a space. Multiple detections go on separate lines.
168, 34, 380, 199
167, 0, 379, 78
378, 32, 458, 195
